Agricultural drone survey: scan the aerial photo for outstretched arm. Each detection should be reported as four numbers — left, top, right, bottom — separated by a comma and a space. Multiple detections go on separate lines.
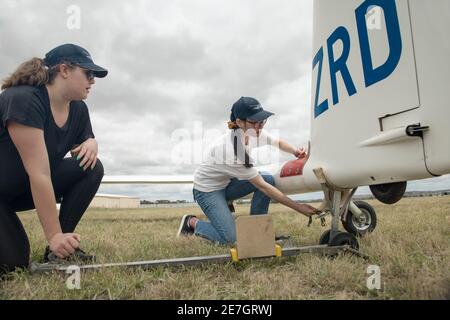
249, 174, 320, 217
274, 138, 306, 158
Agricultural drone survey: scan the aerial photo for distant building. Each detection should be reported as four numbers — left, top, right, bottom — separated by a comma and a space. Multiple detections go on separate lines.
89, 194, 140, 209
155, 200, 171, 204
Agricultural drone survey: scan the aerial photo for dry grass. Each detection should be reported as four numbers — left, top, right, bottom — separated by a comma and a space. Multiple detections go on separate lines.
1, 196, 449, 300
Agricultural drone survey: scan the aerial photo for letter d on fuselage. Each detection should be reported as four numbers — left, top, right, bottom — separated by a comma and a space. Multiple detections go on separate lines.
313, 0, 402, 118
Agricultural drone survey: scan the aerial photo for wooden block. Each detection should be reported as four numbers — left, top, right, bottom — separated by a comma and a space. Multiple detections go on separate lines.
235, 215, 275, 259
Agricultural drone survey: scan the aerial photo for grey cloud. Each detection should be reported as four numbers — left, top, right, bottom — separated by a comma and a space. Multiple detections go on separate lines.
0, 1, 386, 200
2, 0, 449, 201
110, 31, 218, 82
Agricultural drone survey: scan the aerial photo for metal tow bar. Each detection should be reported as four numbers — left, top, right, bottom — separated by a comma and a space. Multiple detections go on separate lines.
30, 244, 368, 274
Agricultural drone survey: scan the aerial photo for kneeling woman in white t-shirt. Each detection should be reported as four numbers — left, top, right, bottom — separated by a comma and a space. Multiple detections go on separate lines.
177, 97, 320, 244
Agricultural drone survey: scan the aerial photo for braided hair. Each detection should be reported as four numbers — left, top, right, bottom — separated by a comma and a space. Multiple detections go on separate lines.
228, 113, 253, 168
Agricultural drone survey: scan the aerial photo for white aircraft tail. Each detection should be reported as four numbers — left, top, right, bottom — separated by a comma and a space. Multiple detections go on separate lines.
275, 0, 450, 197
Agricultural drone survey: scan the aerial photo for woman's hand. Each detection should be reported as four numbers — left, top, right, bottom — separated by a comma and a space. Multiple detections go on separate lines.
250, 175, 321, 218
276, 139, 308, 159
48, 232, 81, 258
293, 147, 307, 159
295, 203, 321, 217
71, 138, 98, 171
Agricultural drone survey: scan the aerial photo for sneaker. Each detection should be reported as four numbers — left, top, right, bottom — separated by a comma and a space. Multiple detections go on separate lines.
43, 246, 96, 264
177, 214, 196, 237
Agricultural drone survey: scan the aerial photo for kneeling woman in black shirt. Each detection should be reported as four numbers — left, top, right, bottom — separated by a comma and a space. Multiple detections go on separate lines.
0, 44, 108, 273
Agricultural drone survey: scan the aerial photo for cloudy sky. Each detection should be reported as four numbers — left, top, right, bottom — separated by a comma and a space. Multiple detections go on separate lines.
1, 0, 449, 201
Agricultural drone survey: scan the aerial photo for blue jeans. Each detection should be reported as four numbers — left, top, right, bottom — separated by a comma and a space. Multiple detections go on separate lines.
193, 172, 275, 245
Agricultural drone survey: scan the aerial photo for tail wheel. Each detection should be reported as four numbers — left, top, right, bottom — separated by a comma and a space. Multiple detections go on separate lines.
319, 229, 332, 245
319, 229, 359, 250
329, 232, 359, 250
342, 200, 377, 237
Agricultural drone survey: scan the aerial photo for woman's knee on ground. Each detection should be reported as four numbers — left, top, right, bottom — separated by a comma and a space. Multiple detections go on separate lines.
0, 257, 29, 275
217, 227, 236, 245
0, 244, 29, 275
0, 204, 30, 274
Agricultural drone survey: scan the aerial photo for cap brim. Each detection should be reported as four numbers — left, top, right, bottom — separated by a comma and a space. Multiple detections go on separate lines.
247, 110, 274, 121
78, 62, 108, 78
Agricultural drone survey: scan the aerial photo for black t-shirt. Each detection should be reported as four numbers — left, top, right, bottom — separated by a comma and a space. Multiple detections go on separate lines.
0, 85, 95, 196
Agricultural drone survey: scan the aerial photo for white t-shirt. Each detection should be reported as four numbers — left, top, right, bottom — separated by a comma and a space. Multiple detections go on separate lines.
193, 130, 277, 192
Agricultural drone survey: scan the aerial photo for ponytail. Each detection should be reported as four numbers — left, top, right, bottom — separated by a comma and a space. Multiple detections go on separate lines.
227, 120, 239, 129
1, 58, 72, 90
228, 110, 239, 130
1, 58, 48, 90
229, 108, 252, 167
231, 128, 253, 168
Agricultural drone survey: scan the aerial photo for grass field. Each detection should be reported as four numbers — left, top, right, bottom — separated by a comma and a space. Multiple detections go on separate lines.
1, 196, 449, 300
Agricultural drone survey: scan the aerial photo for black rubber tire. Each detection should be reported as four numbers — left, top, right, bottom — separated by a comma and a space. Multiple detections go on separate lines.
319, 229, 332, 245
329, 232, 359, 250
343, 201, 377, 237
369, 181, 406, 204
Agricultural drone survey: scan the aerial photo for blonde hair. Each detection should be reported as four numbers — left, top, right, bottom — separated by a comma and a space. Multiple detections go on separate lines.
1, 58, 75, 90
227, 120, 239, 129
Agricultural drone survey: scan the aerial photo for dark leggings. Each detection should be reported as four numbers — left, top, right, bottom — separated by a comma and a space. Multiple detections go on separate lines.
0, 157, 104, 274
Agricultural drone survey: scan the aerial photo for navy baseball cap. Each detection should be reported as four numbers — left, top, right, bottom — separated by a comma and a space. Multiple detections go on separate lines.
43, 43, 108, 78
231, 97, 274, 122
